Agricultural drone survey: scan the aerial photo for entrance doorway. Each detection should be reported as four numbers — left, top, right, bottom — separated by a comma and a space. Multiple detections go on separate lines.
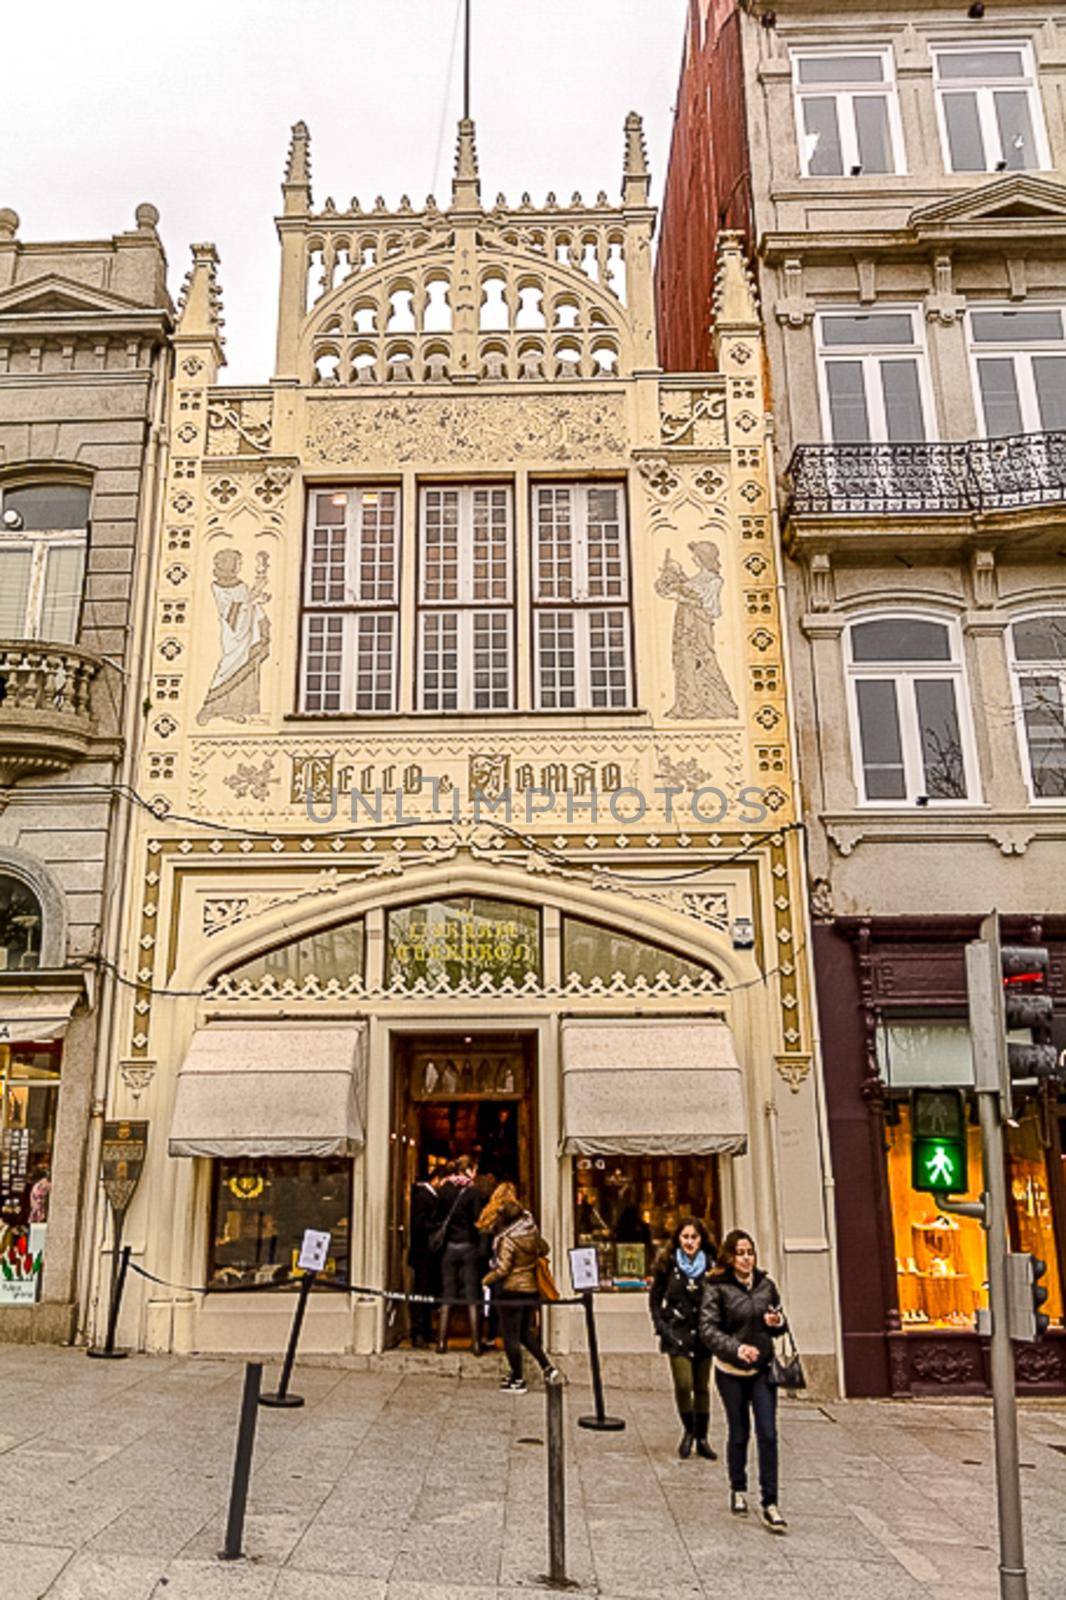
388, 1033, 537, 1347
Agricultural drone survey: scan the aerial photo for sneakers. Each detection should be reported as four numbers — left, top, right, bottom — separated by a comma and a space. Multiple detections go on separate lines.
729, 1491, 749, 1517
500, 1375, 528, 1393
761, 1503, 788, 1534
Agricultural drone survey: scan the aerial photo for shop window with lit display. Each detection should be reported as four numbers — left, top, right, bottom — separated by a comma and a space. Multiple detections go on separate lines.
879, 1020, 1063, 1331
0, 874, 43, 972
209, 1157, 351, 1288
0, 1040, 61, 1305
386, 897, 540, 990
572, 1155, 720, 1292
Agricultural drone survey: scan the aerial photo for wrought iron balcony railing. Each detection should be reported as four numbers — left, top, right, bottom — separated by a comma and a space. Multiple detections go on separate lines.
0, 641, 102, 783
786, 432, 1066, 518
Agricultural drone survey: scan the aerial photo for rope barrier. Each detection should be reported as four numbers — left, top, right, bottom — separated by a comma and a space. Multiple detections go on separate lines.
127, 1260, 583, 1308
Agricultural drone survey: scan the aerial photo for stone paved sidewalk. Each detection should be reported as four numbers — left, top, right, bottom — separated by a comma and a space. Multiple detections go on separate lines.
1, 1348, 1065, 1599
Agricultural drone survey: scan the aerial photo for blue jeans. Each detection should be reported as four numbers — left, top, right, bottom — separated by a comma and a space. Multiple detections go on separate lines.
714, 1367, 779, 1507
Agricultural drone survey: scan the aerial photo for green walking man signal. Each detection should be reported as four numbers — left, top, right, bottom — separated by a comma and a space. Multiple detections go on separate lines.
910, 1088, 969, 1196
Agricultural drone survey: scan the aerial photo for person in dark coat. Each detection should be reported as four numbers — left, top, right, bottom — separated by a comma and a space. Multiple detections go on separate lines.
699, 1229, 789, 1533
648, 1217, 717, 1460
407, 1164, 445, 1347
436, 1156, 483, 1355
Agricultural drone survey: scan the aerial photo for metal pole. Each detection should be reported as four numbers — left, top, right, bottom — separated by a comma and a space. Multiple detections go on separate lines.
260, 1271, 314, 1408
219, 1362, 262, 1561
577, 1291, 626, 1432
546, 1376, 567, 1589
87, 1241, 131, 1360
463, 0, 471, 120
978, 1090, 1029, 1600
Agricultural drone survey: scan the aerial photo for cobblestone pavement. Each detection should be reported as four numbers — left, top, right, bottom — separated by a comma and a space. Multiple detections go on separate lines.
1, 1348, 1065, 1599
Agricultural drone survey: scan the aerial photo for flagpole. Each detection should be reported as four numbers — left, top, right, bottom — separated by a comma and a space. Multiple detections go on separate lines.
463, 0, 471, 120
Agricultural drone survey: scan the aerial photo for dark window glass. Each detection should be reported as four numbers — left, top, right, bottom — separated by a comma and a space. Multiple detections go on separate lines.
826, 360, 870, 442
916, 679, 967, 798
854, 95, 892, 173
1012, 616, 1066, 662
1020, 676, 1066, 798
0, 875, 43, 971
3, 485, 89, 531
943, 92, 986, 171
803, 97, 843, 175
573, 1155, 720, 1293
971, 310, 1063, 344
977, 358, 1023, 437
996, 90, 1037, 170
209, 1157, 351, 1288
852, 618, 951, 662
855, 679, 906, 799
823, 314, 914, 346
562, 918, 720, 988
220, 921, 365, 988
1033, 357, 1066, 432
881, 360, 925, 442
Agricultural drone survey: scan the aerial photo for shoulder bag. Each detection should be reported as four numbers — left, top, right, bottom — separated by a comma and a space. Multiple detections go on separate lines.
768, 1326, 806, 1392
428, 1190, 463, 1255
535, 1252, 561, 1302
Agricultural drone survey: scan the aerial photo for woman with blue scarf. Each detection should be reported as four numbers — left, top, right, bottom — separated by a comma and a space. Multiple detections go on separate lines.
648, 1217, 717, 1459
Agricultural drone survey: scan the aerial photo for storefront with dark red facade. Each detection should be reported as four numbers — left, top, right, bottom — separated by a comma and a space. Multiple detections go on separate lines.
818, 916, 1066, 1398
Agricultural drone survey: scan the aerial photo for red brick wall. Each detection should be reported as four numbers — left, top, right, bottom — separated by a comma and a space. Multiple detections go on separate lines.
655, 0, 754, 373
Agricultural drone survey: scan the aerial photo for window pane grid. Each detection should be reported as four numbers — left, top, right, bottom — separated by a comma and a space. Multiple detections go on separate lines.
935, 45, 1044, 172
471, 611, 512, 709
970, 308, 1066, 436
585, 487, 626, 599
849, 619, 973, 803
303, 615, 345, 712
471, 488, 511, 603
357, 491, 398, 603
588, 609, 630, 707
420, 611, 460, 711
793, 51, 899, 176
422, 489, 460, 602
536, 487, 574, 600
301, 487, 400, 712
537, 611, 578, 709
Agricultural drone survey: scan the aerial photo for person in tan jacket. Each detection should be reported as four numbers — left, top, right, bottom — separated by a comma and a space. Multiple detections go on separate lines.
482, 1200, 561, 1393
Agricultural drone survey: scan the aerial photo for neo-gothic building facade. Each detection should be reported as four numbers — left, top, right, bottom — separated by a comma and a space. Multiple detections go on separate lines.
89, 115, 838, 1388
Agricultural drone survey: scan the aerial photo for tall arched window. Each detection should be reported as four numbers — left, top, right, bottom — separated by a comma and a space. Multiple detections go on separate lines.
845, 614, 975, 803
1009, 613, 1066, 800
0, 874, 44, 970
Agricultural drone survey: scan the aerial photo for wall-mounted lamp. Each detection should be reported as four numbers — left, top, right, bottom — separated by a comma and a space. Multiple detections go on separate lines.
760, 9, 777, 28
967, 2, 985, 17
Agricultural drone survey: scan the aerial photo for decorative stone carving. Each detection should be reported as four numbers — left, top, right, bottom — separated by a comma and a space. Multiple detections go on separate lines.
197, 551, 271, 725
306, 394, 627, 466
659, 387, 727, 449
775, 1054, 812, 1093
655, 543, 738, 721
206, 398, 273, 456
119, 1060, 156, 1101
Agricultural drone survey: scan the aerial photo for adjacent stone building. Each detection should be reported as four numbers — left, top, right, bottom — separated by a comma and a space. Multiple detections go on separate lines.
0, 205, 171, 1339
93, 117, 839, 1390
659, 0, 1066, 1395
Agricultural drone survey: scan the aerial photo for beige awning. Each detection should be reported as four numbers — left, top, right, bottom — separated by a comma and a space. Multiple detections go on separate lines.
169, 1024, 365, 1159
0, 990, 79, 1044
560, 1017, 748, 1157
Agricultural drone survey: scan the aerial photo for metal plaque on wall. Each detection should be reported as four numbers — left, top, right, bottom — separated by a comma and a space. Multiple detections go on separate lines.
101, 1121, 148, 1215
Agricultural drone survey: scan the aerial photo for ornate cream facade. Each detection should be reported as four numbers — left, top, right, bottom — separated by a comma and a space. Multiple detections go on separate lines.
93, 117, 838, 1388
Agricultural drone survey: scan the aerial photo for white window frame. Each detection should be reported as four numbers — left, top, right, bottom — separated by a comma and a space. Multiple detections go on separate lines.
531, 482, 633, 710
790, 45, 905, 178
0, 531, 87, 643
417, 484, 514, 713
299, 485, 400, 714
1007, 611, 1066, 805
932, 40, 1050, 174
815, 307, 936, 444
844, 612, 980, 807
965, 304, 1066, 437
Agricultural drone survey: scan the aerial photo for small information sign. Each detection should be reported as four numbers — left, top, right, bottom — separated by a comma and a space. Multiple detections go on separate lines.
298, 1229, 331, 1273
569, 1245, 601, 1294
101, 1121, 148, 1215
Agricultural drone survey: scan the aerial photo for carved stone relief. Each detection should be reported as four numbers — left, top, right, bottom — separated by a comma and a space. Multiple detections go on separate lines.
306, 394, 627, 465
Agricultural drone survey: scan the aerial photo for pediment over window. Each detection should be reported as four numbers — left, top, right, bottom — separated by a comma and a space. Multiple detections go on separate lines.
910, 175, 1066, 234
0, 273, 148, 317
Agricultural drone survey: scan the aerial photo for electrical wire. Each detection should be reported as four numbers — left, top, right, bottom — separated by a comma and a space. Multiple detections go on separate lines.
430, 0, 465, 198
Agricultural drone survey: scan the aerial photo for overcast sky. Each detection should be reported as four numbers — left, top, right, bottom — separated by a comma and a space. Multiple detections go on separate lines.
5, 1, 689, 382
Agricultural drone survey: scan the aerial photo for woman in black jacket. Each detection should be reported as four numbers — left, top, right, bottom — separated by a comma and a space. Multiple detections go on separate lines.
648, 1217, 717, 1460
699, 1229, 788, 1533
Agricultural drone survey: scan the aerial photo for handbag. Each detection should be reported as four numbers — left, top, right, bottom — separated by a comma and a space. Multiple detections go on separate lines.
768, 1326, 806, 1392
428, 1190, 463, 1256
536, 1254, 561, 1303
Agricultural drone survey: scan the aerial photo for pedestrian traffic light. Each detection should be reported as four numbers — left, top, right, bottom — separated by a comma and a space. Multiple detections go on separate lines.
1000, 944, 1058, 1083
1005, 1252, 1051, 1341
910, 1088, 968, 1195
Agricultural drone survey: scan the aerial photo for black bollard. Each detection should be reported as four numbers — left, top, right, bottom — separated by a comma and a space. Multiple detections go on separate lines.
260, 1271, 314, 1408
219, 1362, 262, 1561
543, 1375, 577, 1590
87, 1243, 132, 1360
577, 1290, 625, 1432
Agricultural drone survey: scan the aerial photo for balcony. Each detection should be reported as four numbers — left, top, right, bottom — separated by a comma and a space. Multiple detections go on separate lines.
786, 432, 1066, 520
0, 642, 103, 784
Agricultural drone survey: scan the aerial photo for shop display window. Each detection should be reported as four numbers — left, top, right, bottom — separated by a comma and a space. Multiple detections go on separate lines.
209, 1157, 351, 1288
886, 1101, 1062, 1331
386, 897, 540, 989
562, 917, 720, 988
220, 919, 365, 987
0, 1040, 60, 1304
572, 1154, 719, 1292
0, 875, 43, 972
